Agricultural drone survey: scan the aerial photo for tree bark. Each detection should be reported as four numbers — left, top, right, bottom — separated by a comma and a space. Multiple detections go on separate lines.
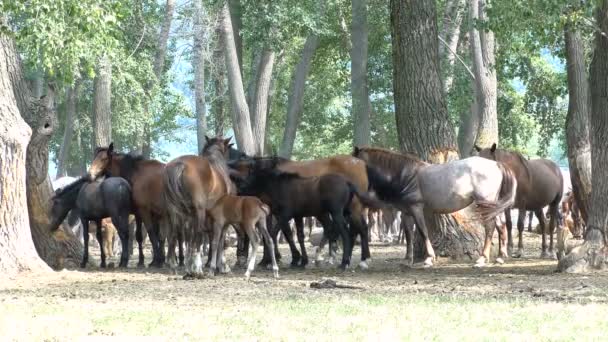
220, 2, 255, 154
0, 31, 50, 275
56, 80, 80, 178
279, 34, 321, 158
213, 26, 226, 137
93, 55, 112, 148
351, 0, 371, 147
250, 48, 275, 155
228, 0, 243, 73
559, 1, 608, 273
564, 26, 591, 224
193, 0, 207, 152
439, 0, 464, 94
458, 68, 480, 157
391, 0, 485, 260
469, 0, 498, 148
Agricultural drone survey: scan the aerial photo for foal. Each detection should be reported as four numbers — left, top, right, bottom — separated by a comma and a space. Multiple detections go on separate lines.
208, 195, 279, 279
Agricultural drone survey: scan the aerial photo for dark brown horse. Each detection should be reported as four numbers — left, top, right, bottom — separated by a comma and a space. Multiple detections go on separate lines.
476, 143, 563, 258
87, 143, 178, 267
353, 146, 518, 267
229, 153, 375, 269
163, 136, 234, 276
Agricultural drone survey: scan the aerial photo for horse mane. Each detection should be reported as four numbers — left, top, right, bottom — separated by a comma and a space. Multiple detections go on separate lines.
52, 176, 87, 199
113, 152, 145, 181
354, 147, 423, 177
202, 144, 236, 194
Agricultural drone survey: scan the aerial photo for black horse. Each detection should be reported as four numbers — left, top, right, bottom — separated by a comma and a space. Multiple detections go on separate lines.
50, 176, 136, 268
236, 158, 383, 269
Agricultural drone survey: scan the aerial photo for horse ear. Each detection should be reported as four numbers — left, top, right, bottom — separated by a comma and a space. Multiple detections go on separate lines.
228, 143, 234, 149
353, 146, 360, 155
490, 143, 497, 153
108, 142, 114, 156
474, 144, 481, 152
224, 137, 232, 145
205, 135, 211, 143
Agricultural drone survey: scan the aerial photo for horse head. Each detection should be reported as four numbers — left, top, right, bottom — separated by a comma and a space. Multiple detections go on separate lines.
474, 143, 497, 160
202, 135, 233, 160
49, 177, 86, 231
89, 142, 114, 181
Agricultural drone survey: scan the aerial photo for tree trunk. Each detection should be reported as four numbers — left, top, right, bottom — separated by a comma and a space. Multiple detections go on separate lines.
439, 0, 464, 94
351, 0, 371, 147
250, 48, 275, 155
228, 0, 243, 73
559, 1, 608, 273
193, 0, 207, 152
56, 81, 80, 178
279, 34, 321, 158
458, 70, 480, 157
264, 51, 285, 155
213, 26, 226, 137
391, 0, 484, 260
93, 55, 112, 148
0, 31, 51, 275
141, 0, 176, 157
246, 51, 261, 111
564, 26, 591, 224
220, 2, 255, 154
469, 0, 498, 148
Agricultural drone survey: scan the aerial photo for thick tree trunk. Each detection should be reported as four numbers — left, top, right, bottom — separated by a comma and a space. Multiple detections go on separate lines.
458, 72, 480, 157
56, 81, 80, 178
246, 51, 261, 111
351, 0, 371, 147
250, 48, 275, 155
213, 27, 226, 137
439, 0, 464, 94
228, 0, 243, 73
220, 2, 255, 154
564, 26, 591, 223
279, 34, 320, 158
141, 0, 176, 157
193, 0, 207, 152
559, 1, 608, 272
93, 55, 112, 148
469, 0, 498, 148
0, 32, 50, 275
390, 0, 484, 260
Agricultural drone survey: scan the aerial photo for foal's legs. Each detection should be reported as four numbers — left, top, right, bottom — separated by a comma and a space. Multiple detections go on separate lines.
514, 209, 526, 258
332, 211, 352, 270
294, 217, 308, 267
208, 219, 224, 276
95, 220, 107, 268
243, 222, 259, 279
258, 219, 279, 278
537, 209, 551, 259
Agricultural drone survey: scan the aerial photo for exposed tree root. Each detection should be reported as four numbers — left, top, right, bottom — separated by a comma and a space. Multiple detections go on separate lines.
557, 228, 607, 273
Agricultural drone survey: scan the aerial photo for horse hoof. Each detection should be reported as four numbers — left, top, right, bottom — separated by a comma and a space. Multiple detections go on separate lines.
359, 260, 369, 270
474, 257, 487, 268
207, 269, 216, 277
80, 262, 87, 269
495, 257, 505, 265
244, 271, 251, 280
540, 251, 554, 259
338, 264, 349, 271
137, 262, 145, 269
220, 265, 231, 274
423, 257, 434, 267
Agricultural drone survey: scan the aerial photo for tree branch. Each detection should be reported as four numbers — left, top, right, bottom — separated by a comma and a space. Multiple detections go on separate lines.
437, 35, 475, 80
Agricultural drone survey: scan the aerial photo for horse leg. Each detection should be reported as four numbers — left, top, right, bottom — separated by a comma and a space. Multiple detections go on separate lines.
258, 218, 279, 278
527, 211, 534, 232
410, 205, 435, 267
475, 221, 495, 267
504, 209, 513, 255
146, 218, 161, 268
333, 212, 352, 270
513, 209, 526, 258
260, 215, 278, 267
218, 226, 231, 274
495, 217, 508, 264
135, 216, 145, 268
536, 209, 550, 259
95, 220, 106, 268
294, 217, 308, 267
279, 219, 301, 268
178, 229, 185, 267
548, 203, 559, 259
402, 214, 414, 265
243, 222, 259, 279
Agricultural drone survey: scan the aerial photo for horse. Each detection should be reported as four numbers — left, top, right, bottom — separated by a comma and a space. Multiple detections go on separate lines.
352, 146, 518, 267
236, 159, 385, 269
49, 176, 134, 268
87, 143, 183, 267
163, 136, 234, 276
476, 144, 564, 259
208, 194, 279, 279
52, 176, 84, 241
228, 152, 379, 269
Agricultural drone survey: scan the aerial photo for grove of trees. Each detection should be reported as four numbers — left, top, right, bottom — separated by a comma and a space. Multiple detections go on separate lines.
0, 0, 606, 274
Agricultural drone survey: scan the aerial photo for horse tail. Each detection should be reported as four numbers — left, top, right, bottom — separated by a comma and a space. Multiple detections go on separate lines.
260, 203, 271, 216
364, 164, 405, 202
163, 162, 191, 223
347, 182, 387, 210
476, 163, 517, 222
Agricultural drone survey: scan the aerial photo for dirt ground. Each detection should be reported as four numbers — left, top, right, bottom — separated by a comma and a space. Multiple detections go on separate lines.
2, 231, 608, 340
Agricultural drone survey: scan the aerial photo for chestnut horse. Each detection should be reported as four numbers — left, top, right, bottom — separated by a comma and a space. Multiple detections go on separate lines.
228, 153, 375, 269
353, 146, 518, 267
163, 136, 234, 276
87, 143, 179, 267
476, 144, 563, 259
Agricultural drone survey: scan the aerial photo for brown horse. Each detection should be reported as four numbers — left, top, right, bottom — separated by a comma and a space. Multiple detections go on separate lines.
476, 143, 563, 259
228, 153, 375, 269
208, 194, 279, 279
353, 146, 517, 267
88, 143, 177, 267
163, 136, 234, 276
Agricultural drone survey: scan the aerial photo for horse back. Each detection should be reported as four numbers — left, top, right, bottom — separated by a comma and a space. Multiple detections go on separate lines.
174, 155, 228, 207
515, 158, 563, 209
279, 154, 368, 192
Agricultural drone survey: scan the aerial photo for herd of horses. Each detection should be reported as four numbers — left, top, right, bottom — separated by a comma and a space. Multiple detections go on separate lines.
49, 136, 573, 278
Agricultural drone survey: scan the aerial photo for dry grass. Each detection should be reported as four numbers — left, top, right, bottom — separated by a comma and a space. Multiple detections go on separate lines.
1, 232, 608, 340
